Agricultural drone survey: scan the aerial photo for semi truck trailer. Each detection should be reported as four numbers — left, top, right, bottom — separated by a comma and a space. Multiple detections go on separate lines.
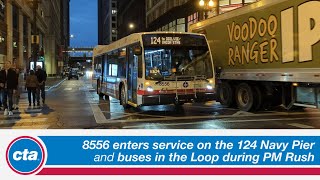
190, 0, 320, 111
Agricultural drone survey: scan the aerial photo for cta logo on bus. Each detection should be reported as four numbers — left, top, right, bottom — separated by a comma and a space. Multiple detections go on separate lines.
6, 136, 46, 175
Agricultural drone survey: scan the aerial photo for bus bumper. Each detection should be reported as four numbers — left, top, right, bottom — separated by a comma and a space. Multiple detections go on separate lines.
142, 93, 215, 106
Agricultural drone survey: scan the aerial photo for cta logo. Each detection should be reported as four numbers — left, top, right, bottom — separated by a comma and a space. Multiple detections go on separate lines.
6, 136, 46, 175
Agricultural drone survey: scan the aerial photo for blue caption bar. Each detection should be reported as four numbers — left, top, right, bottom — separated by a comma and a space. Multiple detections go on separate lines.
40, 136, 319, 166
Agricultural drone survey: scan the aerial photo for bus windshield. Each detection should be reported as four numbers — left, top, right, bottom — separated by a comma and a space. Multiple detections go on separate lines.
142, 34, 213, 81
144, 47, 213, 80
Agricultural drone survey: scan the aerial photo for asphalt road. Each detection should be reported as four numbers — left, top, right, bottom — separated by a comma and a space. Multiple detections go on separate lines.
1, 76, 320, 129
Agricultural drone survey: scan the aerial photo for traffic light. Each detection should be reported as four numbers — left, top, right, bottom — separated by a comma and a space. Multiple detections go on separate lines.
31, 35, 40, 44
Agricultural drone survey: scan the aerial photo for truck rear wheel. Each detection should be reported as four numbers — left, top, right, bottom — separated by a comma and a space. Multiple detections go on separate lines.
236, 83, 254, 112
218, 82, 234, 107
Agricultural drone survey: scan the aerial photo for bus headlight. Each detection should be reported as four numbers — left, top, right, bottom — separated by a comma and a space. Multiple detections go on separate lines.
206, 84, 213, 90
147, 86, 154, 92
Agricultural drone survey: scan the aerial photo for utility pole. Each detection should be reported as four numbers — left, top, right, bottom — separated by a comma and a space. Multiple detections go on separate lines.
31, 0, 40, 70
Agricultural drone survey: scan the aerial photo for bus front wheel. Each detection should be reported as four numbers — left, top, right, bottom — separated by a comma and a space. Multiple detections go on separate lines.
120, 86, 129, 109
97, 80, 104, 98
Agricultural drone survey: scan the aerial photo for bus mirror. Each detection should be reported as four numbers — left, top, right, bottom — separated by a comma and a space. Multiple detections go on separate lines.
134, 46, 142, 55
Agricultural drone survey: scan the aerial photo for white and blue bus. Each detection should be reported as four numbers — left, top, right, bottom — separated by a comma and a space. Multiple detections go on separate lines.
93, 32, 215, 108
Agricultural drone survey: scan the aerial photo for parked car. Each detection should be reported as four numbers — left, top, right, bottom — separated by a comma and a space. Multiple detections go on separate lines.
68, 70, 79, 80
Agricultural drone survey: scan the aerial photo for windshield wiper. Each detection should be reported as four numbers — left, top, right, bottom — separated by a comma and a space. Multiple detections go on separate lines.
155, 77, 165, 84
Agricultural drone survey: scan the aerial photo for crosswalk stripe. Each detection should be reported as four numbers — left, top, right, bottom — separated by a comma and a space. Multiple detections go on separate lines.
0, 94, 46, 128
0, 118, 48, 125
0, 113, 44, 119
288, 123, 315, 129
0, 125, 51, 129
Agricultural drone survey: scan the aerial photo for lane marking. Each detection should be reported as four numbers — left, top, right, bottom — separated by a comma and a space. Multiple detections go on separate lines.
95, 111, 320, 124
288, 123, 315, 129
46, 78, 67, 92
122, 117, 318, 129
232, 111, 254, 116
64, 88, 72, 91
122, 122, 221, 129
86, 91, 108, 124
99, 116, 320, 125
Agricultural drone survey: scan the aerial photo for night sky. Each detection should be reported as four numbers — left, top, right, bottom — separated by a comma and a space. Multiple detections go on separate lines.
70, 0, 97, 47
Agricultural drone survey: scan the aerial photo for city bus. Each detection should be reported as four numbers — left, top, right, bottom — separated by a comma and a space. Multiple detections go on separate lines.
92, 32, 215, 108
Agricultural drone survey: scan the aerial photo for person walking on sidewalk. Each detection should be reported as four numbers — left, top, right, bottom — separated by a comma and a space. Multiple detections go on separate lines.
0, 61, 18, 116
25, 70, 39, 107
35, 65, 47, 106
13, 66, 24, 110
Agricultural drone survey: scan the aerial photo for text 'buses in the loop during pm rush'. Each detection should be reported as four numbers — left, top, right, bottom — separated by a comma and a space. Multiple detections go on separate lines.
93, 32, 215, 108
189, 0, 320, 112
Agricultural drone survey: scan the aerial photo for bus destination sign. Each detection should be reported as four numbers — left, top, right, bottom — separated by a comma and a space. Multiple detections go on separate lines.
143, 34, 207, 47
151, 36, 181, 45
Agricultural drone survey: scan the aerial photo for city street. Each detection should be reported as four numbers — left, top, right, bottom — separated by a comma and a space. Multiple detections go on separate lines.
1, 76, 320, 129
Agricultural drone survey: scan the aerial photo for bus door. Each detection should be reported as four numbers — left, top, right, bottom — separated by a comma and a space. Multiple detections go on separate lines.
127, 47, 138, 103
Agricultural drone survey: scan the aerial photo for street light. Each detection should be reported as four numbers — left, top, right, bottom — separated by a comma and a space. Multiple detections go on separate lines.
199, 0, 216, 20
128, 23, 135, 36
208, 0, 214, 7
129, 23, 135, 29
199, 0, 205, 6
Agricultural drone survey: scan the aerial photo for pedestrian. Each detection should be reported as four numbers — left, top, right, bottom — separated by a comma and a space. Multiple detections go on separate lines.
0, 61, 18, 116
25, 70, 39, 107
35, 65, 47, 106
13, 65, 24, 110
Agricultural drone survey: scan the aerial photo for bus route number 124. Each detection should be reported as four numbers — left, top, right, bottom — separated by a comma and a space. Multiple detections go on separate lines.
151, 37, 161, 45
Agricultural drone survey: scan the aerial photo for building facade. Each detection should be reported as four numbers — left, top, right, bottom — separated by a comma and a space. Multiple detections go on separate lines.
146, 0, 258, 32
117, 0, 145, 39
0, 0, 66, 76
60, 0, 70, 72
98, 0, 117, 45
